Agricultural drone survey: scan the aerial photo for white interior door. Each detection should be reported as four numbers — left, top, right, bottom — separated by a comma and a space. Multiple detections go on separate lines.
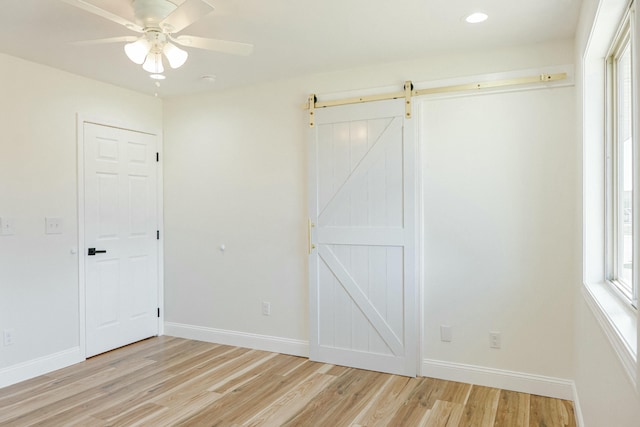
309, 99, 416, 376
84, 122, 159, 358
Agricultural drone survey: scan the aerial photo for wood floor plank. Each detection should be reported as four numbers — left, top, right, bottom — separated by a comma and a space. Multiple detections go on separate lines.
281, 358, 315, 377
91, 346, 253, 421
560, 399, 577, 427
0, 358, 155, 422
4, 340, 232, 426
222, 360, 328, 425
530, 394, 576, 427
1, 386, 108, 426
494, 389, 530, 427
423, 400, 464, 427
281, 368, 392, 426
242, 372, 335, 427
44, 336, 179, 385
387, 377, 465, 426
65, 416, 108, 427
106, 402, 166, 427
177, 355, 322, 426
438, 380, 473, 405
143, 338, 215, 364
0, 339, 168, 409
208, 352, 279, 393
144, 390, 223, 426
149, 354, 248, 409
350, 375, 416, 427
80, 336, 180, 366
458, 385, 501, 427
0, 337, 577, 427
326, 364, 351, 376
0, 374, 56, 401
163, 344, 233, 374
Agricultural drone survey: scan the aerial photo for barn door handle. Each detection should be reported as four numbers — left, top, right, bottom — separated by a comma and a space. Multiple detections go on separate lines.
87, 248, 107, 256
308, 219, 316, 254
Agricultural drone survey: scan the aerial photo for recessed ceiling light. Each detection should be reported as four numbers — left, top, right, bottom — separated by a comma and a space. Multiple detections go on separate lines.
150, 74, 166, 80
465, 12, 488, 24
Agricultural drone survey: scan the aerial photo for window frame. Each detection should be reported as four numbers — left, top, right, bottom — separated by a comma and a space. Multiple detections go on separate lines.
606, 8, 639, 310
583, 0, 638, 389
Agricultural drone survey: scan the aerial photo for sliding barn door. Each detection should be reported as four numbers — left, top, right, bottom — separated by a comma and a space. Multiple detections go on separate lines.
309, 99, 416, 376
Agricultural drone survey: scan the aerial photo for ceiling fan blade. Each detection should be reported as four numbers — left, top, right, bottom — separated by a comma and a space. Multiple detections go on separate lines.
71, 36, 139, 46
173, 35, 254, 56
161, 0, 215, 33
59, 0, 143, 32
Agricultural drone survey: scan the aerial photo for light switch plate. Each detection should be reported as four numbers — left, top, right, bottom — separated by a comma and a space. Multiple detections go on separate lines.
45, 217, 63, 234
440, 325, 452, 342
3, 329, 15, 346
0, 217, 15, 236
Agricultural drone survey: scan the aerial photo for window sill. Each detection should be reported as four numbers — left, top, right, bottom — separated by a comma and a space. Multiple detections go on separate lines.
582, 281, 637, 387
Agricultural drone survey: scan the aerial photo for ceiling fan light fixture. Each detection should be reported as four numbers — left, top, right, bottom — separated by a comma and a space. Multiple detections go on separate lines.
143, 51, 164, 74
63, 0, 254, 77
163, 42, 188, 69
124, 38, 151, 64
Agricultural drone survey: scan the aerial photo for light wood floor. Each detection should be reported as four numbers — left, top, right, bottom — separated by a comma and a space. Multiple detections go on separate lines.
0, 337, 576, 426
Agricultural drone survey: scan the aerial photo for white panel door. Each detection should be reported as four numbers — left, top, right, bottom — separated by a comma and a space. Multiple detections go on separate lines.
309, 99, 416, 376
84, 122, 159, 357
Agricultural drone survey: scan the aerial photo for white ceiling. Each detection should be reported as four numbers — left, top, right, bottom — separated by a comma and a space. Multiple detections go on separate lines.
0, 0, 582, 97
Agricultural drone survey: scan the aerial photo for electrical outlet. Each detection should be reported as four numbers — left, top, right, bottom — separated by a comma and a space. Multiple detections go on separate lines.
3, 329, 15, 346
440, 325, 452, 342
45, 217, 63, 234
262, 301, 271, 316
489, 332, 501, 349
0, 218, 15, 236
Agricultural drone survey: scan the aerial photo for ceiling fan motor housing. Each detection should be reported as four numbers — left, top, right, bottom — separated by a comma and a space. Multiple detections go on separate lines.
133, 0, 177, 29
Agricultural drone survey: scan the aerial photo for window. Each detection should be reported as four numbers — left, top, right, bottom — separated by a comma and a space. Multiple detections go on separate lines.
607, 14, 638, 309
584, 0, 638, 385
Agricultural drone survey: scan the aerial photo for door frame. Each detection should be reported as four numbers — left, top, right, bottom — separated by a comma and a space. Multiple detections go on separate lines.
76, 114, 164, 359
308, 99, 420, 376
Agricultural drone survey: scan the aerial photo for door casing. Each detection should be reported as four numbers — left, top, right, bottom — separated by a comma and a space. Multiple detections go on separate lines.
76, 114, 164, 359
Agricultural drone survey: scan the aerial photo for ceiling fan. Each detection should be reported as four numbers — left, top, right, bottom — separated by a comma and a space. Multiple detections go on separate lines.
61, 0, 253, 74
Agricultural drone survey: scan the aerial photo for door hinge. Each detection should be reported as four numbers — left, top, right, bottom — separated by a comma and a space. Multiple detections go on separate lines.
157, 307, 160, 318
156, 152, 159, 162
157, 230, 160, 240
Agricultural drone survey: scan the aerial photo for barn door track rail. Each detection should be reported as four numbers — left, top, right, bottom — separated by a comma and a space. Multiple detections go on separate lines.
304, 72, 567, 127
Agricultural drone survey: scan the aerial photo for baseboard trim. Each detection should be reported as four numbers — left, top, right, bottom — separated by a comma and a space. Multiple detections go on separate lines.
0, 347, 83, 389
422, 358, 574, 400
572, 381, 585, 427
164, 322, 309, 358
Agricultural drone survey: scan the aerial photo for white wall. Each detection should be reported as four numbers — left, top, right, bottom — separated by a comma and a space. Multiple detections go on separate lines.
574, 0, 640, 425
0, 53, 161, 382
421, 86, 576, 381
163, 81, 309, 342
574, 298, 639, 426
163, 40, 578, 390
